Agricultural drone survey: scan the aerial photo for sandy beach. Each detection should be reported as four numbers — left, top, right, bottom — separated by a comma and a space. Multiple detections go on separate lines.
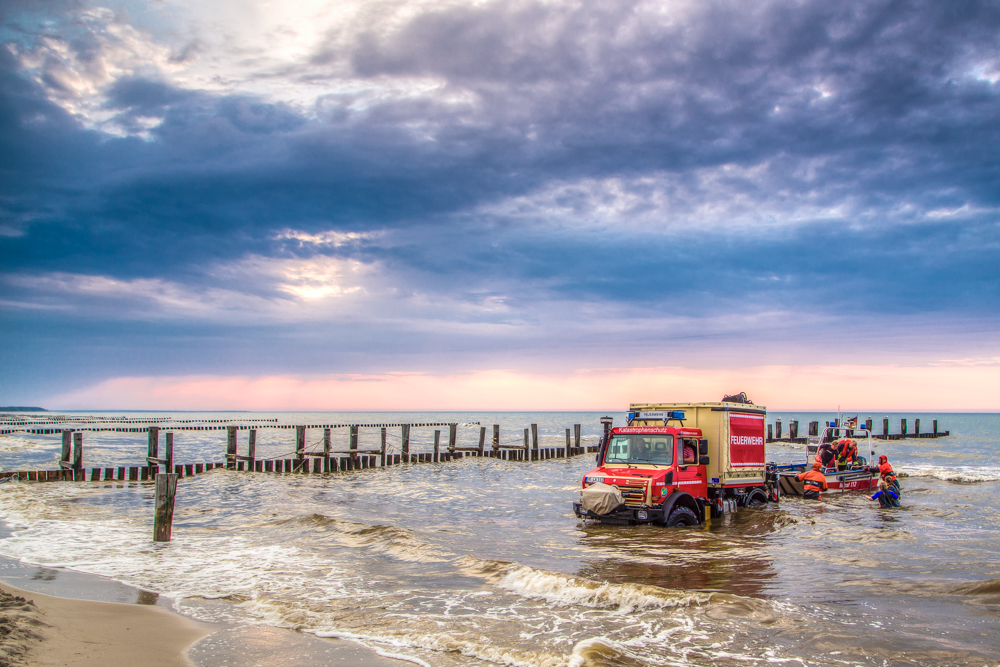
0, 582, 211, 666
0, 580, 413, 667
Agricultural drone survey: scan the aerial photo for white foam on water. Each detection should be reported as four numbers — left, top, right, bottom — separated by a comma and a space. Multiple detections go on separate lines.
898, 465, 1000, 483
313, 628, 573, 667
494, 564, 713, 613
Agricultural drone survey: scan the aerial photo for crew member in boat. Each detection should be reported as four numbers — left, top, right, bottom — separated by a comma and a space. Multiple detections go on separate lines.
835, 439, 859, 471
814, 443, 837, 471
870, 478, 900, 508
796, 464, 829, 500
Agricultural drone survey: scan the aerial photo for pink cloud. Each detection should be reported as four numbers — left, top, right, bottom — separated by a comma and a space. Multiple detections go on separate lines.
47, 363, 1000, 411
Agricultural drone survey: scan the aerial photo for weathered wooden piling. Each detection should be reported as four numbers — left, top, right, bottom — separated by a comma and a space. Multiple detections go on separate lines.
901, 419, 907, 437
478, 427, 486, 454
531, 424, 538, 460
153, 472, 178, 542
574, 424, 581, 449
492, 424, 500, 453
883, 418, 889, 437
295, 426, 306, 465
349, 425, 359, 466
789, 420, 798, 440
248, 430, 256, 469
61, 431, 72, 468
380, 428, 387, 467
448, 424, 457, 455
434, 430, 441, 462
914, 418, 920, 436
402, 424, 410, 460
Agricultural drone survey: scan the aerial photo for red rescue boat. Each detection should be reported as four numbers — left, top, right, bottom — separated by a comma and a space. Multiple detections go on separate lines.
777, 420, 879, 496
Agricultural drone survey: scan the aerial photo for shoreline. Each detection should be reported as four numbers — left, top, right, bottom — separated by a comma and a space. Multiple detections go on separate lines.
0, 555, 413, 667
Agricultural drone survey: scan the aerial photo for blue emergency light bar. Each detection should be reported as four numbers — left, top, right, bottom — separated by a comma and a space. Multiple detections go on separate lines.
627, 410, 686, 422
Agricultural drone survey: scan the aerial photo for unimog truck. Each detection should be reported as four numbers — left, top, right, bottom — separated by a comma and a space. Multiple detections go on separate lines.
572, 400, 777, 526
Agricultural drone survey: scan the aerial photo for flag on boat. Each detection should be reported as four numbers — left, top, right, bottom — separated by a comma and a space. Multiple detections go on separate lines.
847, 416, 858, 428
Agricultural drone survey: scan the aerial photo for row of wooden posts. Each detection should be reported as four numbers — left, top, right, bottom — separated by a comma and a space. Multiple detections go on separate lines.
767, 417, 950, 443
224, 423, 588, 471
1, 423, 598, 542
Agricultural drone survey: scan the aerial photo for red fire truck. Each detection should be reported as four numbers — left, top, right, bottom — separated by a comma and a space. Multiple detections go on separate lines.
572, 400, 777, 526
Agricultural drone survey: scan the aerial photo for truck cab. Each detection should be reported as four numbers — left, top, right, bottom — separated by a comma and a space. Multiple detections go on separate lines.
572, 424, 709, 526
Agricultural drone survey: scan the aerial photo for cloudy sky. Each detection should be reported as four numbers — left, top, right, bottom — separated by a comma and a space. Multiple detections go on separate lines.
1, 0, 999, 410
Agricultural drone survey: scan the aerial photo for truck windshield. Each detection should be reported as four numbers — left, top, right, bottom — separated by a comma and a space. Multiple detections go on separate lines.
605, 435, 674, 465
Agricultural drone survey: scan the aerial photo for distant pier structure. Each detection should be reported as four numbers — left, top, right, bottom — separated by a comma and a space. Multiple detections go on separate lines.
0, 415, 597, 483
766, 417, 949, 444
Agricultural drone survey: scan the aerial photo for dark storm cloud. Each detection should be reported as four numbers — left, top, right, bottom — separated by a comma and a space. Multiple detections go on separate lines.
1, 0, 1000, 398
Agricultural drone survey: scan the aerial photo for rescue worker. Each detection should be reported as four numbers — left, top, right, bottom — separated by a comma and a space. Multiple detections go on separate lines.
814, 443, 837, 471
835, 439, 859, 470
796, 464, 829, 500
870, 478, 900, 508
876, 454, 901, 493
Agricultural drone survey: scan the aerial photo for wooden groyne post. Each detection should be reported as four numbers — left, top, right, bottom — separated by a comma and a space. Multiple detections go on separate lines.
434, 430, 441, 462
154, 472, 178, 542
59, 431, 83, 477
380, 428, 387, 467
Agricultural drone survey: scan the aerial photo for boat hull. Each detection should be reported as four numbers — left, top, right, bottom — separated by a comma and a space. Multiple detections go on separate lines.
779, 468, 877, 496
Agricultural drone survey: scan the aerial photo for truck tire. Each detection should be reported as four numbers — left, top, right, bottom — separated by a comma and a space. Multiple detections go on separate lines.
666, 506, 699, 527
745, 489, 768, 508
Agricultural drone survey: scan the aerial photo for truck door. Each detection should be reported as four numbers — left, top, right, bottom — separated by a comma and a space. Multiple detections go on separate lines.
676, 437, 705, 495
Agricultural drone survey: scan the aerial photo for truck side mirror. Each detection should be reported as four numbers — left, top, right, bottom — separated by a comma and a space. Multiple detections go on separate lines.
699, 456, 710, 465
699, 439, 708, 456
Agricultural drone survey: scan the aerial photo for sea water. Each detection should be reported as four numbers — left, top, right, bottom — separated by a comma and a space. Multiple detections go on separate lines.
0, 411, 997, 666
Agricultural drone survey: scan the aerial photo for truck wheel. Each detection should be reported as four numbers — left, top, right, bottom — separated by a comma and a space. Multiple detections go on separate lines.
666, 506, 699, 527
745, 489, 768, 508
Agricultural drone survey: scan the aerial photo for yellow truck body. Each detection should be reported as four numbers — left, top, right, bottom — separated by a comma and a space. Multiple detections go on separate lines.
628, 402, 768, 489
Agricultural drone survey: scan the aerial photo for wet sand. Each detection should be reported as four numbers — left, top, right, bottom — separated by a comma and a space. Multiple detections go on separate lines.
0, 576, 413, 667
0, 582, 211, 666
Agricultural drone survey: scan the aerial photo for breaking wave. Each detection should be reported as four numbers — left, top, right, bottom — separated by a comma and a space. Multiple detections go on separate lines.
272, 513, 452, 562
460, 557, 713, 612
898, 466, 1000, 483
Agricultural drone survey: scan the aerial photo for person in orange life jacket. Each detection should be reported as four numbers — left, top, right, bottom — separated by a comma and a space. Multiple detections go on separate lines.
814, 443, 837, 471
835, 439, 858, 470
797, 464, 829, 500
877, 454, 901, 493
870, 478, 900, 508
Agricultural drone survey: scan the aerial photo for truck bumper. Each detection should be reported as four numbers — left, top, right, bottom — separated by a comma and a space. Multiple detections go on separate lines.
572, 501, 665, 525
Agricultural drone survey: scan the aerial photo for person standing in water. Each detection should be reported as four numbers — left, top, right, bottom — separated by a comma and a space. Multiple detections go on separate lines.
873, 454, 901, 494
870, 478, 900, 508
797, 464, 829, 500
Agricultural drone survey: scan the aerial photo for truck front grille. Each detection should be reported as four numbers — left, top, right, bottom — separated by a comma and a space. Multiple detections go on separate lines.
616, 484, 647, 506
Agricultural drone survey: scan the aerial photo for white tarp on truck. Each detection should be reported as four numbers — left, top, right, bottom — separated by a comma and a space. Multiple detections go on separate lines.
580, 482, 624, 515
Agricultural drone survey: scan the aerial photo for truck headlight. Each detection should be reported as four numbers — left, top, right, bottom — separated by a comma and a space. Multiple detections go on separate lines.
637, 510, 648, 520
